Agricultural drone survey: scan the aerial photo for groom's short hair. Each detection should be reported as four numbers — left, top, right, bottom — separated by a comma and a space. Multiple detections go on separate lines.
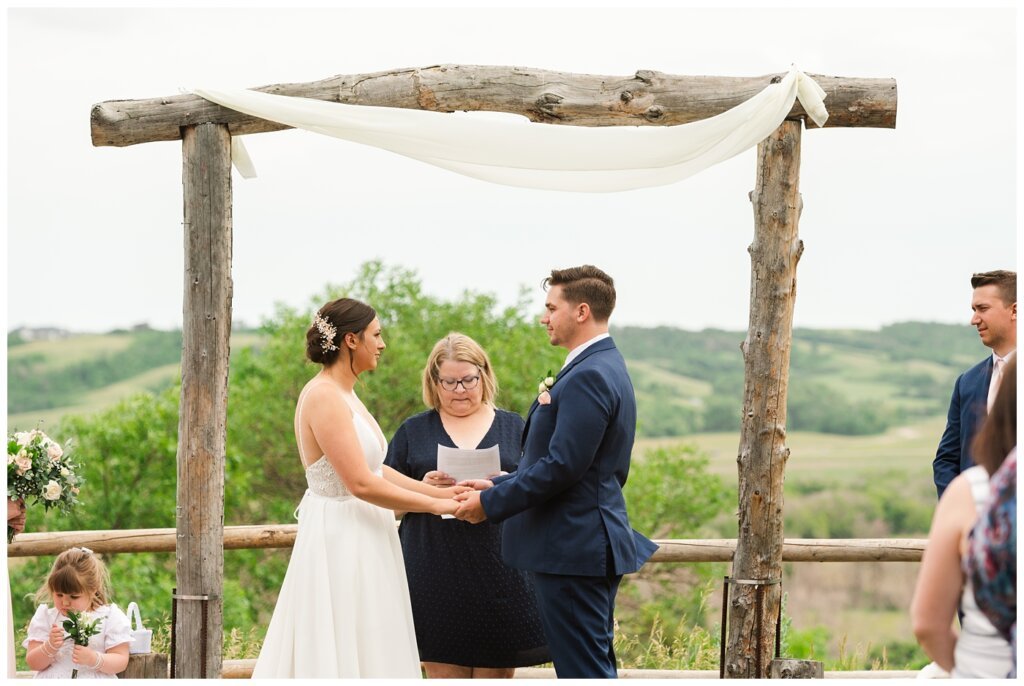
545, 265, 616, 322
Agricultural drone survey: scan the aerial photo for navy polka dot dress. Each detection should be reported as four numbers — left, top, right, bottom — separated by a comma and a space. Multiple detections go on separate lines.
385, 409, 550, 668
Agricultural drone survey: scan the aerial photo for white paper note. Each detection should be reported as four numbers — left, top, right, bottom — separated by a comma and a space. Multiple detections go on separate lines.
437, 444, 501, 483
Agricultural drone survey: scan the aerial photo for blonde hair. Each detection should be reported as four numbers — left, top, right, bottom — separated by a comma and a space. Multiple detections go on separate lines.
35, 547, 112, 610
421, 332, 498, 410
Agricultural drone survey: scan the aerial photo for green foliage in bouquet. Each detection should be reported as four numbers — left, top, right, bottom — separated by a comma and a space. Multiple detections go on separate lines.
62, 609, 103, 678
7, 429, 82, 541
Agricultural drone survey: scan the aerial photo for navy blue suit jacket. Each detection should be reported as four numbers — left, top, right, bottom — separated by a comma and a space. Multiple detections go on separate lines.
480, 337, 657, 577
933, 356, 992, 499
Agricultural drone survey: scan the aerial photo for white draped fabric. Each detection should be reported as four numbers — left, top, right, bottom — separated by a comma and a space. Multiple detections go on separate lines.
194, 67, 827, 192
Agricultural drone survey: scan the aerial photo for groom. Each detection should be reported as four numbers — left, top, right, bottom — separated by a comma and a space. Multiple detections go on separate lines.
454, 265, 657, 678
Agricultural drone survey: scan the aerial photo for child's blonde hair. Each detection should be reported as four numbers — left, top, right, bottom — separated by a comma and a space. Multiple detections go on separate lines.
34, 547, 112, 610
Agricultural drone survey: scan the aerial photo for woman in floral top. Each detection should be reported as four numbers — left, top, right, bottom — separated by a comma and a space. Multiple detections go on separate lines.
965, 357, 1016, 678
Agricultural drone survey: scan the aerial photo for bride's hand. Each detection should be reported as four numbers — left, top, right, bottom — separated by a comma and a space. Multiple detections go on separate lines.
436, 484, 474, 499
431, 498, 459, 517
422, 470, 455, 487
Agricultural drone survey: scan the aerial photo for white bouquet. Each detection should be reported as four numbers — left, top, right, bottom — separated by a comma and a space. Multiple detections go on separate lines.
7, 429, 82, 542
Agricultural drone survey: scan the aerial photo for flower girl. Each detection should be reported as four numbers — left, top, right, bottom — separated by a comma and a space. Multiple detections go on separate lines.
23, 547, 132, 678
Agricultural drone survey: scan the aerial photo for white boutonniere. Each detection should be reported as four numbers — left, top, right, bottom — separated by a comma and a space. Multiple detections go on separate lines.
537, 371, 556, 405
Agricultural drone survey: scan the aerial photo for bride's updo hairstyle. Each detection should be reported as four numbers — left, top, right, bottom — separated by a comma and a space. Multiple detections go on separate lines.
306, 298, 377, 368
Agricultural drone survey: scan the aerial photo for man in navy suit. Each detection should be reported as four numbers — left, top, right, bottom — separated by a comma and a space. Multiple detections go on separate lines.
454, 265, 657, 678
933, 270, 1016, 499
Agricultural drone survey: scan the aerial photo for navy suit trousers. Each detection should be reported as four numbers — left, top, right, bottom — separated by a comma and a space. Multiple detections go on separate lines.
531, 571, 623, 678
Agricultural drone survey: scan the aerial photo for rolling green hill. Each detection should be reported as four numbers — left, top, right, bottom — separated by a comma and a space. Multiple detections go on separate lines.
617, 321, 982, 437
7, 329, 263, 431
7, 321, 981, 438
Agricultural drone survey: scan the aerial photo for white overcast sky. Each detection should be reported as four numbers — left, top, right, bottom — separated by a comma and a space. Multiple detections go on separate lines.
4, 4, 1020, 333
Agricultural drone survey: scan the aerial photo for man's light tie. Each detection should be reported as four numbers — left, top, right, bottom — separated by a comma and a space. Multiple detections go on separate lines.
987, 357, 1005, 412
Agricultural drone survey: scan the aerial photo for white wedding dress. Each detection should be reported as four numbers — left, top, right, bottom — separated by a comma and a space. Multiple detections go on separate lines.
252, 394, 421, 678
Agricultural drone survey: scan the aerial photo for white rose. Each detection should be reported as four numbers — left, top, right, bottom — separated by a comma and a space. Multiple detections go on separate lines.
538, 381, 548, 394
47, 442, 64, 462
60, 467, 71, 477
14, 431, 32, 447
14, 453, 33, 475
43, 480, 62, 501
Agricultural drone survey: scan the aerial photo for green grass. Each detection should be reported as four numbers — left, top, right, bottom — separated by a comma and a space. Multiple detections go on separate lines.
635, 415, 942, 481
901, 358, 960, 378
8, 363, 181, 431
632, 421, 940, 668
8, 334, 135, 369
627, 359, 714, 398
817, 377, 900, 403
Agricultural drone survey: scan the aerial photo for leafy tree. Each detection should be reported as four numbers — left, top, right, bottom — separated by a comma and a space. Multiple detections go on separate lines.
617, 443, 733, 652
624, 443, 731, 540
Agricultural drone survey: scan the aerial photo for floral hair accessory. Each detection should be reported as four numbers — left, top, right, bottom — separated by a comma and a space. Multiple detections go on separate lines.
76, 546, 93, 555
313, 313, 339, 352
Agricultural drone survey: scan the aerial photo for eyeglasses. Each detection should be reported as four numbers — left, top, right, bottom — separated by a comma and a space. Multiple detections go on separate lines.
438, 375, 481, 392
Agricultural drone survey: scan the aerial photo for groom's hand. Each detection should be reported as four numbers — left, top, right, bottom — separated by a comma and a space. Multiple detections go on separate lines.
453, 490, 488, 523
456, 479, 493, 491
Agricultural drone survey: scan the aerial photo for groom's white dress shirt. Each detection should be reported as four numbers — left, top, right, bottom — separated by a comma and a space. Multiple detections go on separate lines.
562, 333, 611, 370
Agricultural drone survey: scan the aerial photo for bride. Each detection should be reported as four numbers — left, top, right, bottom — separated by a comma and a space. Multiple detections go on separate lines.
253, 298, 463, 678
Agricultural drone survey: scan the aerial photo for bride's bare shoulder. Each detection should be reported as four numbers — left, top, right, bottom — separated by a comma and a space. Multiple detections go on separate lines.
300, 381, 353, 420
300, 377, 337, 399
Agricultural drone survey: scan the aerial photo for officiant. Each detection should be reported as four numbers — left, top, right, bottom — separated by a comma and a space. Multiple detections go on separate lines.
385, 332, 549, 678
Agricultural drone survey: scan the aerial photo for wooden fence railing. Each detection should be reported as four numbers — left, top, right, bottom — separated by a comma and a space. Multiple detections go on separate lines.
7, 525, 927, 561
9, 527, 927, 679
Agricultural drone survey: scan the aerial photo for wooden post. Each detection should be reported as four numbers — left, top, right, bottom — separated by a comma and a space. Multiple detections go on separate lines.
770, 658, 825, 678
724, 120, 802, 678
175, 123, 232, 678
120, 653, 170, 678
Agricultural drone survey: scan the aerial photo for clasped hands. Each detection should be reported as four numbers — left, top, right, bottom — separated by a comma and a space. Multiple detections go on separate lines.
422, 470, 498, 523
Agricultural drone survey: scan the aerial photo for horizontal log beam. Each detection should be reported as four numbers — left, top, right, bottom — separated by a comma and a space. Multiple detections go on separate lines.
6, 524, 299, 556
653, 538, 925, 562
8, 527, 925, 562
91, 65, 896, 147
